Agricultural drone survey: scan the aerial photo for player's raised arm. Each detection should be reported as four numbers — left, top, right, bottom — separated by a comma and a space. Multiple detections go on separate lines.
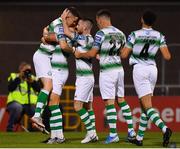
61, 9, 75, 39
56, 20, 74, 53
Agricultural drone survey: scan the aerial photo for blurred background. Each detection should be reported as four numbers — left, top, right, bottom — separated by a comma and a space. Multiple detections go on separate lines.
0, 0, 180, 133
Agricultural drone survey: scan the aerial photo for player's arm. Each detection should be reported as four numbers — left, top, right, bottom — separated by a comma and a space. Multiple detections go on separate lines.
160, 46, 171, 60
59, 40, 74, 53
74, 31, 103, 59
75, 48, 98, 59
96, 54, 100, 60
121, 47, 132, 59
55, 24, 74, 53
159, 34, 171, 60
121, 32, 134, 59
61, 9, 75, 39
43, 26, 58, 43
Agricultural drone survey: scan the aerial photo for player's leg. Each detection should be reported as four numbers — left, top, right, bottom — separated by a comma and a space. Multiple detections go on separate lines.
84, 101, 97, 136
118, 97, 136, 140
34, 77, 52, 118
134, 103, 149, 146
141, 94, 172, 147
134, 65, 172, 147
74, 76, 97, 143
116, 69, 136, 141
100, 71, 119, 144
134, 112, 148, 146
84, 87, 98, 142
31, 51, 52, 128
46, 69, 68, 144
47, 93, 64, 144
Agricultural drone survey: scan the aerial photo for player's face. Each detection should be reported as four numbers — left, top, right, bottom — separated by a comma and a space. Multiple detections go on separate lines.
66, 13, 78, 27
76, 20, 84, 34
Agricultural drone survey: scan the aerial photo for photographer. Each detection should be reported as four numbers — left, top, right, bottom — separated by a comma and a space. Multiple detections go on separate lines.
6, 62, 41, 132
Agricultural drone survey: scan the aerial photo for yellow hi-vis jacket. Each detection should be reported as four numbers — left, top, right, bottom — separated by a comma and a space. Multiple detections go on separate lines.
7, 73, 38, 105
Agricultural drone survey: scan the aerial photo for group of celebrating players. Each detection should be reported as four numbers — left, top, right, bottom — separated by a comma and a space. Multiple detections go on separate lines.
30, 7, 172, 147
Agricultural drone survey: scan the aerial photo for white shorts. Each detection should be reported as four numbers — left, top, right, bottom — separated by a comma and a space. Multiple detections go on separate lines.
74, 76, 94, 103
99, 68, 124, 100
52, 69, 68, 96
133, 64, 157, 98
33, 50, 52, 79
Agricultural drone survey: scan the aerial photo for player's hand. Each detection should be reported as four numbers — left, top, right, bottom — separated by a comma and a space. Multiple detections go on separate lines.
61, 8, 69, 21
41, 37, 48, 45
43, 26, 49, 37
96, 54, 100, 60
74, 50, 81, 58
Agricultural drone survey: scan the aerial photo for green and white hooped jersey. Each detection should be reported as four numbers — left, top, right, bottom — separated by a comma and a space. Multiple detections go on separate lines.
38, 17, 63, 55
74, 34, 94, 76
93, 26, 126, 71
51, 37, 72, 70
126, 28, 167, 66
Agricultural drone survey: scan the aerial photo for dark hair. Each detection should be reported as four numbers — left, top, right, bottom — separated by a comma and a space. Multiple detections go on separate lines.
67, 7, 81, 18
96, 9, 111, 18
142, 10, 157, 26
81, 18, 94, 26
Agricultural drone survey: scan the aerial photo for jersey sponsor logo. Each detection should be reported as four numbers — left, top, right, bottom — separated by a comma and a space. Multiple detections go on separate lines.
58, 27, 64, 34
95, 35, 101, 43
128, 36, 131, 42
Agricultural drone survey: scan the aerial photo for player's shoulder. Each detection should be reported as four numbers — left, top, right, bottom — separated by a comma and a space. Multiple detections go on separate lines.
50, 17, 62, 26
132, 28, 143, 35
96, 30, 105, 36
152, 29, 164, 37
102, 26, 118, 32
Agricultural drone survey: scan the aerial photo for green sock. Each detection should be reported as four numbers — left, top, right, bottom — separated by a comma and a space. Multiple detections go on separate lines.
34, 89, 49, 117
136, 112, 148, 141
49, 105, 63, 138
88, 110, 96, 131
106, 104, 117, 137
119, 101, 134, 132
77, 108, 93, 132
147, 108, 167, 133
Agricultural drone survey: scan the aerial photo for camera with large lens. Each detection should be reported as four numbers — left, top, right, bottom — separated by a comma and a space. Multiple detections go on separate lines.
23, 69, 32, 79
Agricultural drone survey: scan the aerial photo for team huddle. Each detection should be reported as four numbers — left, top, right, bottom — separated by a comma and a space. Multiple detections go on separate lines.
30, 7, 172, 147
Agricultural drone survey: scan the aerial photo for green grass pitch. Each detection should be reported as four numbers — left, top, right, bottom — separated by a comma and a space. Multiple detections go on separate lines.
0, 131, 179, 148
